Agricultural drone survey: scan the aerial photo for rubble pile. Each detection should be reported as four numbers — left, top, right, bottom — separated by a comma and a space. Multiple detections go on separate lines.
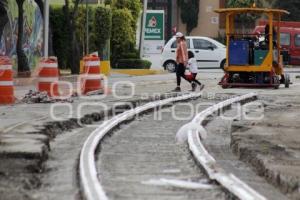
22, 90, 73, 104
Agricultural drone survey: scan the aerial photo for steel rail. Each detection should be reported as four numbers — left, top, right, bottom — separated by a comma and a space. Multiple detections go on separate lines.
79, 92, 203, 200
187, 92, 267, 200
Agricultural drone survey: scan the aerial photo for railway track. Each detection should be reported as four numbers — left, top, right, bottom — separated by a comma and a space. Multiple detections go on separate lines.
78, 92, 279, 200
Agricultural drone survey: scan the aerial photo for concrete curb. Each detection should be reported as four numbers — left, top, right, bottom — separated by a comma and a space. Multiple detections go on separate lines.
79, 92, 203, 200
186, 93, 268, 200
111, 69, 167, 76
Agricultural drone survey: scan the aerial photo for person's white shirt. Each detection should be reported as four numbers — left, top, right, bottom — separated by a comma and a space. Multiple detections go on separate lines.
187, 57, 198, 73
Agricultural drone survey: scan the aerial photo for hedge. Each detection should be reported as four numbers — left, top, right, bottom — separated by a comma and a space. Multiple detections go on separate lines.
112, 0, 141, 33
50, 3, 141, 70
93, 6, 112, 60
111, 8, 135, 66
115, 59, 152, 69
50, 5, 112, 69
50, 5, 69, 69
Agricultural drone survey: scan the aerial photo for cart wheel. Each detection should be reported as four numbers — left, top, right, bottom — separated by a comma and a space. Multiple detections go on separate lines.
285, 73, 290, 88
273, 76, 280, 89
220, 74, 229, 89
222, 85, 229, 89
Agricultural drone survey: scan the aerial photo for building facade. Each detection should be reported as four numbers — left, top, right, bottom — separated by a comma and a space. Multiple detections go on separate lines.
145, 0, 221, 40
176, 0, 221, 38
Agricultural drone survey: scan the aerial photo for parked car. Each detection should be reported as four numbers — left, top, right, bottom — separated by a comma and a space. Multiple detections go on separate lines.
254, 25, 300, 65
161, 36, 226, 72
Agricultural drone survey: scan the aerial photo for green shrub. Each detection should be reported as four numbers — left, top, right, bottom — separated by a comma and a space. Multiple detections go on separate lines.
122, 48, 139, 59
50, 5, 112, 68
75, 5, 112, 59
115, 59, 152, 69
111, 0, 141, 42
50, 5, 69, 69
50, 3, 142, 69
104, 0, 112, 6
76, 6, 96, 56
93, 6, 112, 60
112, 0, 142, 20
111, 8, 135, 66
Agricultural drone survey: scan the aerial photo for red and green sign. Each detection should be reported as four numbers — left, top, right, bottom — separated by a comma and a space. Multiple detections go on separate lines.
145, 11, 164, 40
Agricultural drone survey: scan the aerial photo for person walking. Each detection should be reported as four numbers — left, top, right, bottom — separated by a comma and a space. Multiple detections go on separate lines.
173, 32, 190, 92
187, 51, 204, 91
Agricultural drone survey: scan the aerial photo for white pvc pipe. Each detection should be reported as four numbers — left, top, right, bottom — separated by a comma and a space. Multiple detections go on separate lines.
187, 93, 267, 200
79, 92, 202, 200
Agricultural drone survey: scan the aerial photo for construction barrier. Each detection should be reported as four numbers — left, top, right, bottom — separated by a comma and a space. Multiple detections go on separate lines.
82, 54, 102, 94
80, 59, 110, 76
0, 56, 14, 104
37, 57, 59, 97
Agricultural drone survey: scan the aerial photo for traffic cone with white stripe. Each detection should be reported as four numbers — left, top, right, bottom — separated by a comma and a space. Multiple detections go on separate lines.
0, 56, 15, 104
82, 54, 102, 94
37, 57, 59, 96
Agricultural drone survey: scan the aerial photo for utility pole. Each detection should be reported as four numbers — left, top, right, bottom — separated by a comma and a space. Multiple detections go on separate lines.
43, 0, 49, 58
139, 0, 148, 59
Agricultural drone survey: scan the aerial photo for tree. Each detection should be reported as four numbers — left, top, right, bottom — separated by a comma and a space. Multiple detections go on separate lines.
104, 0, 112, 6
226, 0, 262, 8
0, 1, 8, 41
274, 0, 300, 21
16, 0, 30, 75
33, 0, 54, 56
111, 0, 141, 35
64, 0, 83, 74
226, 0, 263, 30
111, 8, 134, 65
177, 0, 200, 35
93, 6, 112, 59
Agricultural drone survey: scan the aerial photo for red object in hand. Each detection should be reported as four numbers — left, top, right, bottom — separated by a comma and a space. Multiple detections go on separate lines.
184, 70, 193, 81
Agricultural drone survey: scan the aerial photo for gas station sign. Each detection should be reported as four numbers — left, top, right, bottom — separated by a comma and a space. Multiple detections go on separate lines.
144, 10, 164, 41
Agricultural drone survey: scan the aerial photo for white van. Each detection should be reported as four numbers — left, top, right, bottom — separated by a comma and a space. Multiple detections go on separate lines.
161, 36, 226, 72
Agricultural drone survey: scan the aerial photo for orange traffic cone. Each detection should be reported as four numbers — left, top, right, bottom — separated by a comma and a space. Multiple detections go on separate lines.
37, 57, 59, 96
0, 56, 14, 104
82, 54, 102, 94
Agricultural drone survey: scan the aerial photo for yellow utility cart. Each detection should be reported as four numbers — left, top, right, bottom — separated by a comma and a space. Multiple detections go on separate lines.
215, 7, 290, 89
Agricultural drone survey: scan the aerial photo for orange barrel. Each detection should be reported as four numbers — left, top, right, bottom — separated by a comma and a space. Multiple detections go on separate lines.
82, 55, 101, 94
0, 56, 15, 104
37, 57, 59, 96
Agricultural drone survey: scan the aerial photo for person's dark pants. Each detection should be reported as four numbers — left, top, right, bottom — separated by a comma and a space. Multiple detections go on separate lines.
176, 63, 191, 86
191, 73, 201, 85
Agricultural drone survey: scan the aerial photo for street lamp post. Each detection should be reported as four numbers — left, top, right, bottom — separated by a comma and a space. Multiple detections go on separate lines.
140, 0, 148, 59
43, 0, 49, 58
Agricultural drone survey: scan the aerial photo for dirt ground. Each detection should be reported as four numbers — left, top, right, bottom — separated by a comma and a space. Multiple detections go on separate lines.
231, 98, 300, 200
1, 70, 300, 199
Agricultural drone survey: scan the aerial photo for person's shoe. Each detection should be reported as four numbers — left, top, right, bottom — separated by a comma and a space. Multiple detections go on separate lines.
172, 87, 181, 92
191, 82, 197, 91
199, 84, 205, 91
